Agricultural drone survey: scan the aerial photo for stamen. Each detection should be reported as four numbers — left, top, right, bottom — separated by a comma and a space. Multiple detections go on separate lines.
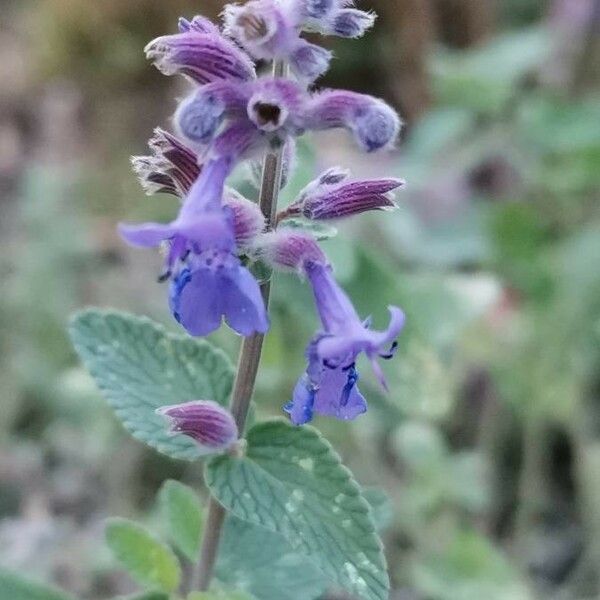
340, 365, 359, 407
379, 340, 398, 360
157, 270, 172, 283
253, 102, 282, 127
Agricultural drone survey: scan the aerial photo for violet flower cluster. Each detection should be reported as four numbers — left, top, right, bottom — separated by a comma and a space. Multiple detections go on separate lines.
120, 0, 405, 443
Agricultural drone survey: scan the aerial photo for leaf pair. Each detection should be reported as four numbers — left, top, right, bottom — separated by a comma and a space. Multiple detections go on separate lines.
70, 310, 390, 600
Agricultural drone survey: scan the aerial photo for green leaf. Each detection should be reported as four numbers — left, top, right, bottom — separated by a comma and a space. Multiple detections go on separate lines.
159, 480, 203, 561
189, 591, 254, 600
115, 594, 169, 600
0, 570, 75, 600
217, 516, 328, 600
362, 488, 393, 532
105, 518, 181, 593
69, 309, 234, 460
206, 419, 389, 600
282, 217, 338, 241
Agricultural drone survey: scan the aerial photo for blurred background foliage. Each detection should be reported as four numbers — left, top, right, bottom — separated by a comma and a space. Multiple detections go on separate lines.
1, 0, 599, 598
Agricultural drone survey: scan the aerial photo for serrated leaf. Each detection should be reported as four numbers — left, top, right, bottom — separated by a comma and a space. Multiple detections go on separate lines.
159, 480, 203, 561
0, 569, 75, 600
106, 518, 181, 593
206, 419, 389, 600
69, 309, 234, 460
362, 488, 393, 532
217, 516, 328, 600
282, 218, 338, 241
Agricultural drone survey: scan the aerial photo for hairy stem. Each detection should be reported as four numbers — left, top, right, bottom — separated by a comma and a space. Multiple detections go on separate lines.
191, 60, 287, 593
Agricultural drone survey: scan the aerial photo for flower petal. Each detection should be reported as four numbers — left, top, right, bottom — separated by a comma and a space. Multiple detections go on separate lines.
118, 222, 177, 247
221, 264, 270, 336
313, 364, 367, 420
169, 268, 223, 336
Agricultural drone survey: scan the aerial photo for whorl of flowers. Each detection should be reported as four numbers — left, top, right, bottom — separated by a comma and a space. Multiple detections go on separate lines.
120, 0, 405, 427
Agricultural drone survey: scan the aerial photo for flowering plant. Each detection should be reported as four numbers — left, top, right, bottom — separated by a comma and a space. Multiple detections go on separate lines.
68, 1, 406, 598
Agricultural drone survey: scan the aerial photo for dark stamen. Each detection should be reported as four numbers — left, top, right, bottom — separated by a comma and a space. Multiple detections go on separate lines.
379, 341, 398, 360
253, 102, 282, 127
157, 270, 172, 283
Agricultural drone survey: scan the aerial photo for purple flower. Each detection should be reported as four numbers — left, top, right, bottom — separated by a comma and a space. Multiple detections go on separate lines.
120, 157, 269, 337
262, 230, 404, 424
306, 90, 402, 152
145, 19, 255, 84
157, 401, 238, 453
329, 8, 376, 38
176, 78, 401, 160
131, 129, 265, 250
177, 77, 306, 160
222, 0, 332, 82
283, 167, 404, 220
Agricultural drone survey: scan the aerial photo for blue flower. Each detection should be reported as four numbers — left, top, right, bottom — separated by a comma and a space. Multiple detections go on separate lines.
264, 230, 404, 425
119, 157, 269, 337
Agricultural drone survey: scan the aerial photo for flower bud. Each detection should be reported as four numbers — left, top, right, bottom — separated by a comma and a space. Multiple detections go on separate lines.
289, 40, 332, 82
260, 229, 328, 271
132, 128, 200, 197
291, 173, 403, 220
331, 9, 375, 38
354, 100, 401, 152
156, 401, 238, 453
176, 93, 225, 145
305, 90, 401, 152
178, 15, 219, 35
223, 0, 285, 61
145, 28, 255, 85
304, 0, 336, 19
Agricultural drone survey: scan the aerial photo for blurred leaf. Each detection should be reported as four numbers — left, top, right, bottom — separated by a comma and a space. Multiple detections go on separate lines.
362, 488, 394, 532
433, 27, 550, 112
217, 516, 328, 600
159, 480, 204, 561
206, 419, 389, 600
116, 594, 169, 600
69, 310, 234, 460
189, 592, 254, 600
393, 421, 448, 473
447, 452, 490, 513
412, 529, 530, 600
0, 570, 75, 600
106, 518, 181, 593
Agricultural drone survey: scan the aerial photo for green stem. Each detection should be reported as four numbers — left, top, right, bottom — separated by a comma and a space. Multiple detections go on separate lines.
191, 60, 287, 593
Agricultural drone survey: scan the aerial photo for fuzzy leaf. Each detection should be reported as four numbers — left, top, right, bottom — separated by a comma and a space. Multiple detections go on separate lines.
0, 570, 75, 600
69, 309, 234, 460
106, 518, 181, 593
206, 419, 389, 600
217, 516, 328, 600
159, 480, 204, 561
